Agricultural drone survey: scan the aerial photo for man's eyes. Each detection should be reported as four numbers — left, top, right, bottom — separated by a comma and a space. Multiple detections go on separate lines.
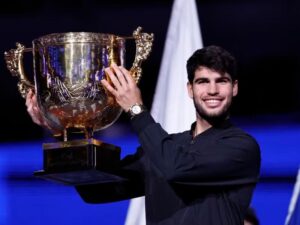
194, 79, 230, 84
217, 78, 230, 84
194, 79, 208, 84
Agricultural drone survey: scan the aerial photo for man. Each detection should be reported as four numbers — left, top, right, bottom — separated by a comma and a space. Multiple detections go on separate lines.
27, 45, 261, 225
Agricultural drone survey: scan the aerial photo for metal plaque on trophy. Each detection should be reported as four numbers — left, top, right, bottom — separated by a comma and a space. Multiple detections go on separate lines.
4, 27, 154, 185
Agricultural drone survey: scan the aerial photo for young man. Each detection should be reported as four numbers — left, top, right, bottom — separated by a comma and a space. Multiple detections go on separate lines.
27, 46, 261, 225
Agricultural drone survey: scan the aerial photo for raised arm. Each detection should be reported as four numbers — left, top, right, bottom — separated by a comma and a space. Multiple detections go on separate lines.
101, 64, 260, 187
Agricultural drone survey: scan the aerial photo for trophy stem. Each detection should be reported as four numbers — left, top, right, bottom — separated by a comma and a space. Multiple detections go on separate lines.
84, 128, 94, 139
62, 128, 94, 141
63, 129, 68, 142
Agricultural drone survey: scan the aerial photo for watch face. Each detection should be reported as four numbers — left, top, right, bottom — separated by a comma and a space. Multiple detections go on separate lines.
132, 105, 142, 114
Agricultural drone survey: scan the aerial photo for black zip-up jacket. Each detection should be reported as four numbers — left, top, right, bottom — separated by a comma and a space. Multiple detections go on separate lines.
76, 111, 261, 225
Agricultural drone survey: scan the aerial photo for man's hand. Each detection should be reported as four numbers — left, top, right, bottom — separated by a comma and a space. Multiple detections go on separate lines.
26, 89, 46, 126
101, 63, 143, 112
25, 89, 59, 133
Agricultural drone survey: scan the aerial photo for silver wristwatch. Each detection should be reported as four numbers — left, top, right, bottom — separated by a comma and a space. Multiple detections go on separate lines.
128, 103, 145, 118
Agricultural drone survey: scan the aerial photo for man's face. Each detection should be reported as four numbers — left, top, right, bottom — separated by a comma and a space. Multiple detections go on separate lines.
187, 66, 238, 120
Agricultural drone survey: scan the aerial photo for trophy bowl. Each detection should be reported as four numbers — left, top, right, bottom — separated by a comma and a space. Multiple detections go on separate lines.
4, 27, 154, 185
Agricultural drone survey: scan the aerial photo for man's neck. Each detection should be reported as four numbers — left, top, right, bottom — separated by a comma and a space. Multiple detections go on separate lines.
193, 118, 212, 137
193, 114, 229, 137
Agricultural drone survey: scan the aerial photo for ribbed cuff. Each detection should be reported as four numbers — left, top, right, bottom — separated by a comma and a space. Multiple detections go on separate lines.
130, 110, 156, 134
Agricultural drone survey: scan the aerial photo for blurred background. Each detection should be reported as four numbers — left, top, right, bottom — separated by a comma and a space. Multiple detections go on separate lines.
0, 0, 299, 224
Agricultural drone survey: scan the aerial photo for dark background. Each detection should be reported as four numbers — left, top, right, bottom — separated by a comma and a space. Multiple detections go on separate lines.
0, 2, 299, 225
1, 0, 300, 141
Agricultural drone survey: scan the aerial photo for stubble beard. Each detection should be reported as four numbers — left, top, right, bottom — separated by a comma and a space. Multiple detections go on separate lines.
193, 98, 232, 123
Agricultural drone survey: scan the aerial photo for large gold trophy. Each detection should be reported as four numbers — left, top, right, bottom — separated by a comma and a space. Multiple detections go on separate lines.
4, 27, 153, 185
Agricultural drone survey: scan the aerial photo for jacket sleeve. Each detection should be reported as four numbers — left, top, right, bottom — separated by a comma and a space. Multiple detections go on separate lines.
75, 148, 145, 203
75, 179, 144, 204
131, 111, 261, 186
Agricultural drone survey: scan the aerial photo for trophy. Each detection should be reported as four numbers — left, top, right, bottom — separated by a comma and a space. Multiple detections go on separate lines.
4, 27, 154, 185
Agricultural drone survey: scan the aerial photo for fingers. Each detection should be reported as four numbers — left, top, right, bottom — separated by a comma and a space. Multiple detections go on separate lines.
101, 79, 117, 96
24, 90, 61, 134
25, 89, 34, 107
111, 64, 128, 86
25, 89, 44, 126
119, 66, 135, 86
112, 64, 135, 86
104, 64, 127, 91
103, 64, 126, 96
101, 63, 142, 111
104, 67, 122, 91
104, 63, 135, 91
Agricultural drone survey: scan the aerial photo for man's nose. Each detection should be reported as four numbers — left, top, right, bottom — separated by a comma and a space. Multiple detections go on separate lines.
208, 82, 219, 94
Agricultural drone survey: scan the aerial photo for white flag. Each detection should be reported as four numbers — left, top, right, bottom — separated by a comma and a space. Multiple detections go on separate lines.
125, 0, 203, 224
285, 168, 300, 225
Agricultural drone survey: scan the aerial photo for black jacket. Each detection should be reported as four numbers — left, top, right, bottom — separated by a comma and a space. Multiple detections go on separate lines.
76, 111, 261, 225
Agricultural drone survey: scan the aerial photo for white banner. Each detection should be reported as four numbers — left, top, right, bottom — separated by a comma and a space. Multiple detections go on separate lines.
285, 168, 300, 225
125, 0, 203, 224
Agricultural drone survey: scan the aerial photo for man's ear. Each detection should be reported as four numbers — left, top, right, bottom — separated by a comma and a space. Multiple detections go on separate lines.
187, 82, 193, 99
233, 80, 238, 97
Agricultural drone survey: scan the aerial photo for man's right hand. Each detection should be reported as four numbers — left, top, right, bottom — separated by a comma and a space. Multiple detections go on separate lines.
25, 89, 58, 132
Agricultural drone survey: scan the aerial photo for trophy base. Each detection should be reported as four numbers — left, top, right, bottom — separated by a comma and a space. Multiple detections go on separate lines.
34, 138, 126, 185
34, 169, 126, 185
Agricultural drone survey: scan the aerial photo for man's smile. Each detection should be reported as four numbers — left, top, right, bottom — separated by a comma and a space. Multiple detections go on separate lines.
203, 98, 223, 108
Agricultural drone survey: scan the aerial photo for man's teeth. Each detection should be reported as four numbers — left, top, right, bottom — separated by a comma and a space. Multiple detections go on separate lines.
206, 99, 220, 103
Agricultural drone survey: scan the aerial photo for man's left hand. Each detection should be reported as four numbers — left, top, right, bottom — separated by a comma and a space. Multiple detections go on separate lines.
101, 63, 143, 112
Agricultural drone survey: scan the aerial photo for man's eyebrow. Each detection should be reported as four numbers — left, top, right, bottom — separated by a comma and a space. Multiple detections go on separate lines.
194, 77, 209, 82
217, 76, 231, 81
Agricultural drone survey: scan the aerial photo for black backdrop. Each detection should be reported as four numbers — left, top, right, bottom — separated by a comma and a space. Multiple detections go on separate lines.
1, 0, 299, 141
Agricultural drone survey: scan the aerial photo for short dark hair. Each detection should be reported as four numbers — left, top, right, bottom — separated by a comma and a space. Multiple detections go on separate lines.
186, 45, 237, 83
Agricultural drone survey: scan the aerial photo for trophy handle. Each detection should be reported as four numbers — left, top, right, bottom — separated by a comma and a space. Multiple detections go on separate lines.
4, 42, 34, 98
129, 27, 154, 83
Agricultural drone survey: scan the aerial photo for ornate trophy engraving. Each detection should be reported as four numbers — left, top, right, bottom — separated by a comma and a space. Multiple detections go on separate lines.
4, 27, 154, 185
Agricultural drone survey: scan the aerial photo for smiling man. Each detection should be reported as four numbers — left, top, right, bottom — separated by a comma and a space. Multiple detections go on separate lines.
26, 45, 261, 225
186, 46, 238, 133
80, 45, 261, 225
